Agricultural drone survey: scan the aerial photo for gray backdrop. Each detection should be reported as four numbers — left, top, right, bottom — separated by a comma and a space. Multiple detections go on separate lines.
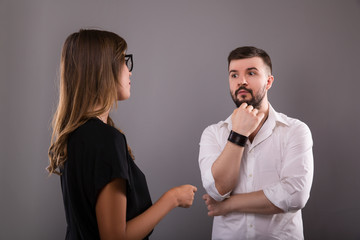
1, 0, 360, 239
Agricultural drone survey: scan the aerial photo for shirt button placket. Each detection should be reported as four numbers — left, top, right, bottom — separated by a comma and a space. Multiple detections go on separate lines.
246, 147, 256, 239
246, 214, 255, 239
246, 147, 255, 192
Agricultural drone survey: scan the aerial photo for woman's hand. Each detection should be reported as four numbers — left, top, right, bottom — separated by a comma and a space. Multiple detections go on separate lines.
168, 184, 197, 208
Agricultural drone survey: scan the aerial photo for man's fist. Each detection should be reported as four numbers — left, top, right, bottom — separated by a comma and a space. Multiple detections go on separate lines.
231, 103, 265, 137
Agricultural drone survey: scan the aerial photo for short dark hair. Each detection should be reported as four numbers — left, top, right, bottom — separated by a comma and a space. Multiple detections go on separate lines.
227, 46, 272, 74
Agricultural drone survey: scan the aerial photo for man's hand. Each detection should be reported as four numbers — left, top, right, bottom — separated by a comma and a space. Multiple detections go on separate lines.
231, 102, 265, 137
203, 194, 229, 216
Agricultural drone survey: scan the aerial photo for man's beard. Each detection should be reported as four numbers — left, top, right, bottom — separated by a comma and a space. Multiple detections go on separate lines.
230, 85, 266, 109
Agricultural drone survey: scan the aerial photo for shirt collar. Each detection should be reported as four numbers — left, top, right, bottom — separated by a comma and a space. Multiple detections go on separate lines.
222, 113, 233, 131
221, 103, 290, 132
268, 104, 290, 127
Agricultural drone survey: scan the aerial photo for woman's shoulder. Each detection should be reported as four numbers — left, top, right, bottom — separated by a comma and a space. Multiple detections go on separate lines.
70, 118, 125, 146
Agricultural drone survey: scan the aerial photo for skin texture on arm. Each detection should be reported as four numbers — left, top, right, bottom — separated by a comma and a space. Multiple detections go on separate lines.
203, 191, 283, 216
211, 103, 265, 196
96, 178, 197, 240
211, 141, 244, 195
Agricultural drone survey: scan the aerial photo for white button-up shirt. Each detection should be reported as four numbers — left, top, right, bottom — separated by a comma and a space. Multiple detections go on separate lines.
199, 105, 314, 240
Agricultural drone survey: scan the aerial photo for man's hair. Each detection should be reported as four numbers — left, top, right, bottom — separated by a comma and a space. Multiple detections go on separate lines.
227, 46, 272, 74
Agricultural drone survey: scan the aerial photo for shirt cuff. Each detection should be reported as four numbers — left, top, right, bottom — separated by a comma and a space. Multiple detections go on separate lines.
202, 168, 231, 202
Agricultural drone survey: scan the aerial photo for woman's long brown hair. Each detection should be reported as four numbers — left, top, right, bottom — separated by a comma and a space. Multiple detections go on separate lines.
47, 29, 132, 175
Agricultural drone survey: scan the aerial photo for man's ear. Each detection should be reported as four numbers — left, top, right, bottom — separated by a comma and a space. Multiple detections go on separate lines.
266, 75, 274, 90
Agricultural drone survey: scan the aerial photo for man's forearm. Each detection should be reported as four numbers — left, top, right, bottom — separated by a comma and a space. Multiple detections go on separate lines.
211, 141, 244, 195
225, 191, 283, 215
204, 190, 284, 216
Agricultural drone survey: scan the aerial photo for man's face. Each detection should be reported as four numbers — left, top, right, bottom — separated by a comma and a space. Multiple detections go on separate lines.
228, 57, 273, 109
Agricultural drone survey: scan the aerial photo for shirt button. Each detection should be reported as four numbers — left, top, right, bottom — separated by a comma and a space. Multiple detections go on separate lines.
249, 174, 253, 177
250, 224, 253, 228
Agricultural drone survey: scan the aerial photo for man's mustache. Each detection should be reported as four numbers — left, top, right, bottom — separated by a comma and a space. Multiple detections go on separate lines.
235, 86, 253, 96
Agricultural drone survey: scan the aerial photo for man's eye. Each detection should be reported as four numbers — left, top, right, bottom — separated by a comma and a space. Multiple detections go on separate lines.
249, 72, 255, 76
231, 74, 238, 78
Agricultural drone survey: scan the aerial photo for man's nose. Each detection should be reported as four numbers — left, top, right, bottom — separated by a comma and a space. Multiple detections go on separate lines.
238, 75, 248, 86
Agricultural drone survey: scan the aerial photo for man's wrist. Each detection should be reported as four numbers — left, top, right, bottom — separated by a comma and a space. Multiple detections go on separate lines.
228, 130, 248, 147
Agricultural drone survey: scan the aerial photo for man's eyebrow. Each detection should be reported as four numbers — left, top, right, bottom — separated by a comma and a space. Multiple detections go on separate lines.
229, 67, 259, 73
247, 67, 258, 71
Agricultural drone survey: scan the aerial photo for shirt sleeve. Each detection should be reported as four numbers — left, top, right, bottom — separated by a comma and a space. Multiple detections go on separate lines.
263, 121, 314, 212
199, 125, 231, 201
94, 130, 130, 198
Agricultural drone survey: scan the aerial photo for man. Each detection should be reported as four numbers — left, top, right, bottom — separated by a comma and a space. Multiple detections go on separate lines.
198, 46, 313, 239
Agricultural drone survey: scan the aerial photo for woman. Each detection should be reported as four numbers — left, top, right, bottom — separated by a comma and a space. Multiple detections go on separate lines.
48, 29, 197, 240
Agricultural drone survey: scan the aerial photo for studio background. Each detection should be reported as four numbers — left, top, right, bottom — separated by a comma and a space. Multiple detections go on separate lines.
1, 0, 359, 239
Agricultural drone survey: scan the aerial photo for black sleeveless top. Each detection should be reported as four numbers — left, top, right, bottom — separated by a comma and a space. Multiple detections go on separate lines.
61, 118, 152, 239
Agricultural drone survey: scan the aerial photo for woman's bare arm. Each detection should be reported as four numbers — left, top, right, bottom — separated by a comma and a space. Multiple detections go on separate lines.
96, 178, 197, 240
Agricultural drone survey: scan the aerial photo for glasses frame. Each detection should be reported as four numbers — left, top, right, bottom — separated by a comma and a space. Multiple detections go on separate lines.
125, 54, 133, 72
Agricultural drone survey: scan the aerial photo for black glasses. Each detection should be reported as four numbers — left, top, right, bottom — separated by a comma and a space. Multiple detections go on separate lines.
125, 54, 133, 72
